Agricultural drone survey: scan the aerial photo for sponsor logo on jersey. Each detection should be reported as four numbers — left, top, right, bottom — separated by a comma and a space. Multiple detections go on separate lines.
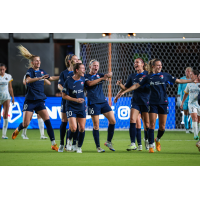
159, 75, 164, 79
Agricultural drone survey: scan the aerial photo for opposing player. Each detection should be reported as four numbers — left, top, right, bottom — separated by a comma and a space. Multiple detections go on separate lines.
11, 45, 59, 151
180, 70, 200, 140
57, 54, 78, 152
62, 63, 86, 153
21, 74, 50, 139
85, 60, 115, 152
0, 63, 15, 139
118, 58, 194, 153
115, 58, 150, 151
177, 67, 193, 133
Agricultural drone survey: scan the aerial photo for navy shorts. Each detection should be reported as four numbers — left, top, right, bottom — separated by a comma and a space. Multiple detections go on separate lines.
61, 98, 67, 113
23, 99, 46, 113
88, 101, 112, 115
66, 110, 86, 118
131, 102, 149, 113
149, 104, 169, 114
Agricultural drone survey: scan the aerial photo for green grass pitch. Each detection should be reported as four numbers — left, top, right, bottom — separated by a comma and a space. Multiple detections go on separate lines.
0, 129, 200, 166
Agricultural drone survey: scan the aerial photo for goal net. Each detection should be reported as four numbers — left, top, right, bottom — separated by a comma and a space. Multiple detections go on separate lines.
75, 38, 200, 130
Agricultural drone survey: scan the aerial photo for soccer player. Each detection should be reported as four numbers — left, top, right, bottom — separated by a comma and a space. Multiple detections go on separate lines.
57, 54, 78, 152
177, 67, 193, 133
180, 70, 200, 140
118, 58, 194, 153
85, 60, 115, 152
0, 63, 15, 139
11, 45, 59, 151
62, 63, 86, 153
115, 58, 150, 151
21, 74, 50, 139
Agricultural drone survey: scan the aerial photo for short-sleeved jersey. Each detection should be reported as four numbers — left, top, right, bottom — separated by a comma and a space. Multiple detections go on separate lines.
184, 83, 200, 107
25, 68, 49, 101
177, 76, 190, 103
125, 70, 150, 105
62, 76, 86, 111
58, 69, 74, 86
84, 73, 106, 105
139, 72, 177, 105
0, 73, 13, 100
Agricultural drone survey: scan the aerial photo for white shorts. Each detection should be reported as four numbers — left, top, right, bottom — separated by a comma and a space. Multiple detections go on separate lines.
0, 99, 10, 105
188, 104, 200, 116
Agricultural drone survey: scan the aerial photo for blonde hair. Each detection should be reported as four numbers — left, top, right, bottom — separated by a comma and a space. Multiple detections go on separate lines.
136, 58, 148, 71
185, 67, 193, 72
65, 54, 76, 68
147, 59, 157, 74
17, 45, 39, 68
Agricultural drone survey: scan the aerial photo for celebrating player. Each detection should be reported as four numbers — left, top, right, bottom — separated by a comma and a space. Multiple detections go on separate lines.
115, 58, 150, 151
85, 59, 115, 152
11, 45, 59, 151
0, 63, 15, 139
118, 58, 194, 153
180, 70, 200, 140
177, 67, 193, 133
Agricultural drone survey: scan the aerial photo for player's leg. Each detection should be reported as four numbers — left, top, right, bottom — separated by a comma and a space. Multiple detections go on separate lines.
141, 112, 150, 150
21, 111, 32, 139
190, 112, 198, 140
183, 104, 190, 133
76, 117, 86, 153
2, 99, 10, 139
198, 116, 200, 133
37, 114, 47, 139
136, 114, 142, 151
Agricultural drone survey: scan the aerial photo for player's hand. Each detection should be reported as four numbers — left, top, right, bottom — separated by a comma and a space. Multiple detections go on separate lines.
180, 104, 183, 110
176, 97, 181, 107
107, 72, 112, 78
103, 74, 108, 81
116, 79, 122, 86
12, 98, 15, 105
41, 74, 49, 80
76, 98, 85, 103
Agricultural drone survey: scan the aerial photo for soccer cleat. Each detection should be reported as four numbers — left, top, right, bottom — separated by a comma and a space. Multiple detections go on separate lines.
137, 145, 142, 151
51, 144, 59, 151
126, 143, 137, 151
58, 145, 64, 152
145, 140, 149, 150
21, 134, 29, 139
196, 141, 200, 152
40, 135, 48, 139
12, 128, 20, 140
155, 138, 161, 151
77, 147, 82, 153
72, 145, 77, 152
194, 136, 199, 140
186, 130, 190, 134
149, 147, 154, 153
104, 141, 115, 151
97, 147, 105, 153
189, 129, 193, 134
66, 139, 72, 151
2, 136, 8, 139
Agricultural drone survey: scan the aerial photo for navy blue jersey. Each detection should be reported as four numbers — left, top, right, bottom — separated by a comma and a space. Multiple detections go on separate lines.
139, 72, 177, 105
62, 76, 86, 111
25, 68, 49, 101
125, 70, 150, 105
84, 73, 107, 105
58, 69, 74, 86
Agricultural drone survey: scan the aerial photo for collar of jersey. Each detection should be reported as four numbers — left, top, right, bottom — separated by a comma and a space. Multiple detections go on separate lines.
74, 79, 82, 83
90, 74, 98, 78
136, 72, 144, 77
151, 72, 161, 77
68, 71, 73, 74
35, 70, 41, 72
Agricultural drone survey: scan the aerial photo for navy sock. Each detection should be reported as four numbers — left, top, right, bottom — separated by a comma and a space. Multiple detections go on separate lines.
69, 130, 74, 140
129, 123, 136, 143
136, 128, 141, 145
60, 122, 67, 145
148, 129, 154, 145
73, 128, 79, 145
93, 129, 100, 148
78, 131, 85, 147
44, 119, 55, 141
107, 124, 115, 142
18, 123, 24, 132
144, 128, 149, 140
157, 129, 165, 139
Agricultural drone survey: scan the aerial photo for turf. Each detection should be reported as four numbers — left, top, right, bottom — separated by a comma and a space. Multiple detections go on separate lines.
0, 129, 200, 166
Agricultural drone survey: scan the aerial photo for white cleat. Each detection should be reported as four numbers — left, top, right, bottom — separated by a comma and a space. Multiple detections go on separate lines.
72, 145, 77, 152
145, 140, 149, 150
40, 135, 48, 139
21, 134, 29, 139
137, 145, 142, 151
66, 139, 72, 151
58, 145, 64, 152
153, 142, 156, 150
97, 147, 105, 153
77, 147, 82, 153
2, 136, 8, 139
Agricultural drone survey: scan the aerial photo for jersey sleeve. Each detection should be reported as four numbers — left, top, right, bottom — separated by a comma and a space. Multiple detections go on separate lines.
8, 74, 13, 82
138, 76, 149, 86
25, 69, 33, 78
124, 74, 132, 88
62, 80, 69, 95
166, 73, 177, 85
58, 71, 64, 86
99, 73, 104, 78
184, 84, 189, 94
84, 74, 89, 82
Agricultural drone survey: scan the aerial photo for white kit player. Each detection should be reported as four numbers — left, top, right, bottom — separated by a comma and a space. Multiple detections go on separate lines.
180, 70, 200, 140
0, 63, 15, 139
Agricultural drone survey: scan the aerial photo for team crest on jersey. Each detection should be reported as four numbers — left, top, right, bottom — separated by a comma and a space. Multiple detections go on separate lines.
139, 75, 146, 82
81, 82, 84, 86
41, 71, 44, 75
159, 75, 164, 79
97, 75, 100, 78
5, 77, 8, 80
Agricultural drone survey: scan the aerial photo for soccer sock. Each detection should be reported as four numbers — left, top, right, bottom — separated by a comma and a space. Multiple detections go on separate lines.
136, 128, 141, 145
157, 129, 165, 141
65, 129, 70, 145
44, 119, 55, 141
93, 129, 100, 148
60, 122, 67, 145
193, 122, 198, 137
69, 130, 74, 140
144, 128, 149, 141
148, 129, 154, 146
18, 123, 24, 132
107, 124, 115, 142
190, 117, 193, 129
2, 118, 8, 136
22, 127, 27, 136
78, 131, 85, 147
129, 123, 136, 143
38, 118, 44, 136
72, 128, 79, 145
184, 115, 189, 130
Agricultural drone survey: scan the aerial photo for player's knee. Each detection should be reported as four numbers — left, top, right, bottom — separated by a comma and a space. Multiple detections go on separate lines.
130, 117, 136, 123
159, 124, 166, 131
23, 122, 29, 128
71, 127, 77, 133
93, 123, 99, 130
3, 113, 8, 119
144, 122, 149, 129
79, 126, 85, 132
109, 118, 116, 124
149, 122, 155, 129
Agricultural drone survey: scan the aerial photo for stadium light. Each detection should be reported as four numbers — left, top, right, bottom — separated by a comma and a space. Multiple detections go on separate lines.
128, 33, 136, 37
183, 37, 186, 39
102, 33, 111, 37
